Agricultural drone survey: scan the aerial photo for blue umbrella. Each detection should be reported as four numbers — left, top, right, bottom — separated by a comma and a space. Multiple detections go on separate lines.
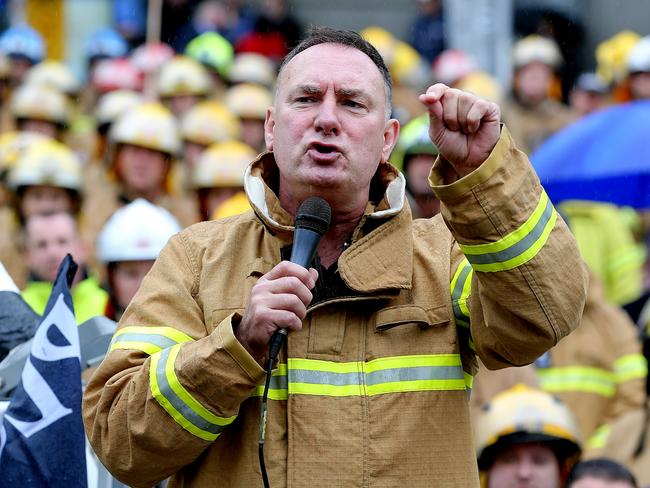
530, 100, 650, 209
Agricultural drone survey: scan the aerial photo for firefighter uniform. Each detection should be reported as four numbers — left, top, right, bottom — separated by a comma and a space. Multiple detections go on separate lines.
83, 128, 587, 487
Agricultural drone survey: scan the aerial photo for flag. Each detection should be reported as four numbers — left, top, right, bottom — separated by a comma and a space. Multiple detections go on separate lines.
0, 254, 87, 487
0, 261, 41, 361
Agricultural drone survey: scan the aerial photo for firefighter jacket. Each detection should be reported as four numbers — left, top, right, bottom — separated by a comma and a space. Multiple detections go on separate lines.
83, 128, 588, 488
536, 270, 648, 442
559, 200, 645, 306
502, 98, 576, 155
468, 270, 647, 442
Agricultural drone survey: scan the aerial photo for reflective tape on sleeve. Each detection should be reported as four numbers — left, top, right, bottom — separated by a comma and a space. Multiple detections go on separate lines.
110, 326, 194, 355
451, 258, 473, 328
537, 366, 616, 397
613, 354, 648, 383
150, 344, 237, 441
459, 191, 557, 272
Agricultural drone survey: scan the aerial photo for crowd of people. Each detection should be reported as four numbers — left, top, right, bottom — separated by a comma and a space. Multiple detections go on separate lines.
0, 1, 649, 487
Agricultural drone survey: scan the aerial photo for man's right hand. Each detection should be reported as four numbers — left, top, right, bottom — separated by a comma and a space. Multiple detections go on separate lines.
235, 261, 318, 364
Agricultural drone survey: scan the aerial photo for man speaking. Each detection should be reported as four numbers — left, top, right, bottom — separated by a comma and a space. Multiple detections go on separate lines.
83, 27, 587, 487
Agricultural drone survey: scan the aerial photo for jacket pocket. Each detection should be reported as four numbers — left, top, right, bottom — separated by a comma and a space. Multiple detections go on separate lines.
375, 304, 449, 331
369, 304, 456, 357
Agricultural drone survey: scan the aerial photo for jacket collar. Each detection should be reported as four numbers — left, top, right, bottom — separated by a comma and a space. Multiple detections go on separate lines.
244, 152, 413, 293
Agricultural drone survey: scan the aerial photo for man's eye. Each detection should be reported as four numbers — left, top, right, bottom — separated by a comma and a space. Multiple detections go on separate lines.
343, 100, 362, 108
296, 96, 315, 103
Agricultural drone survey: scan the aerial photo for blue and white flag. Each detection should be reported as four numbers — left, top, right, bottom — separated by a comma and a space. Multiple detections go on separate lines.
0, 254, 87, 487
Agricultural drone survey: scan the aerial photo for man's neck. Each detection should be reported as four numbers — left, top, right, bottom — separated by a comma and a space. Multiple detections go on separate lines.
317, 218, 361, 268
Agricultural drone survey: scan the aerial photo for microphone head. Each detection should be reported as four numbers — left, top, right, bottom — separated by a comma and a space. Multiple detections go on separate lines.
294, 197, 331, 236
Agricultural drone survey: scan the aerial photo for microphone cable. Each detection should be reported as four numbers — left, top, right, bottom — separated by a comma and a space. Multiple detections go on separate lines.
258, 330, 286, 488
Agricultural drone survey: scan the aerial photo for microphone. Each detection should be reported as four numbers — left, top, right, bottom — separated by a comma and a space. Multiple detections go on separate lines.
268, 197, 331, 359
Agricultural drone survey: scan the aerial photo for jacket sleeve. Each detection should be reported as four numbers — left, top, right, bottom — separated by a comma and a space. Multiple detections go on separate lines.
596, 301, 648, 423
432, 126, 588, 370
82, 231, 266, 487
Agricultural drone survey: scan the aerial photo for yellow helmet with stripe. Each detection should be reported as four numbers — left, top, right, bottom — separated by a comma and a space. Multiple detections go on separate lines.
475, 384, 581, 471
110, 102, 180, 156
23, 60, 79, 95
10, 84, 70, 126
180, 100, 241, 146
8, 139, 82, 192
225, 83, 273, 120
156, 55, 213, 98
192, 141, 255, 189
0, 131, 49, 176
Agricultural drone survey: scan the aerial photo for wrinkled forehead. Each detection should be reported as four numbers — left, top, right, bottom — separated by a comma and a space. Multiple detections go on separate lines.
277, 43, 386, 96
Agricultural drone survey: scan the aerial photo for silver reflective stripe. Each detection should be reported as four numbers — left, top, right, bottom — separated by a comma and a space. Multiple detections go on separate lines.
366, 366, 464, 385
112, 333, 177, 350
155, 347, 226, 436
290, 369, 362, 386
465, 198, 554, 265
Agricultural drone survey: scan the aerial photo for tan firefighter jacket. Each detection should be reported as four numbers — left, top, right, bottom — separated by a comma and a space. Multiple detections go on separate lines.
83, 128, 588, 488
469, 270, 647, 442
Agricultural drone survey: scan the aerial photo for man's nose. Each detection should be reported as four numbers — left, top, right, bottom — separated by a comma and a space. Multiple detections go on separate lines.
314, 97, 341, 135
515, 458, 533, 479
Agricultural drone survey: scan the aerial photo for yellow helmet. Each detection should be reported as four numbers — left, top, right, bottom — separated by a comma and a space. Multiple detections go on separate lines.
8, 139, 82, 192
95, 90, 144, 128
513, 35, 563, 69
361, 26, 396, 67
211, 191, 250, 219
595, 31, 641, 84
156, 55, 213, 98
180, 100, 241, 146
475, 385, 582, 471
454, 70, 503, 104
225, 83, 273, 120
110, 102, 180, 156
10, 84, 70, 126
0, 131, 49, 177
228, 53, 276, 88
192, 140, 256, 189
23, 60, 79, 95
392, 41, 428, 88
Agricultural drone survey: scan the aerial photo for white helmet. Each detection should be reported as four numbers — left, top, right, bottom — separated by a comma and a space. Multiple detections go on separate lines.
513, 35, 563, 69
627, 36, 650, 74
97, 198, 181, 263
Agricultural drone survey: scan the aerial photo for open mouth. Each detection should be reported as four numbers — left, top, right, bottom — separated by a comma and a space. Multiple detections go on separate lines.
311, 142, 338, 154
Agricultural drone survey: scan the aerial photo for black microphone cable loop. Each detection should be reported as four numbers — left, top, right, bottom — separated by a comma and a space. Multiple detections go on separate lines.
258, 329, 286, 488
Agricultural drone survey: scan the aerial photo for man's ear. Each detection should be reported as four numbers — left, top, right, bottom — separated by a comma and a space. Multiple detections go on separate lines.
264, 106, 275, 152
380, 118, 400, 164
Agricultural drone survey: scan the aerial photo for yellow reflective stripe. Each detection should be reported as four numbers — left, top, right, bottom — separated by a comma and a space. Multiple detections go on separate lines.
110, 326, 194, 354
164, 345, 237, 427
149, 344, 236, 441
538, 366, 616, 397
253, 355, 467, 399
613, 354, 648, 383
460, 192, 558, 272
586, 424, 611, 450
464, 371, 474, 389
112, 341, 167, 356
451, 258, 473, 327
253, 364, 288, 400
460, 191, 550, 254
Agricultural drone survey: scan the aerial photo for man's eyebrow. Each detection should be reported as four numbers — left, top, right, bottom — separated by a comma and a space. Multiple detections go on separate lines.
290, 84, 323, 96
